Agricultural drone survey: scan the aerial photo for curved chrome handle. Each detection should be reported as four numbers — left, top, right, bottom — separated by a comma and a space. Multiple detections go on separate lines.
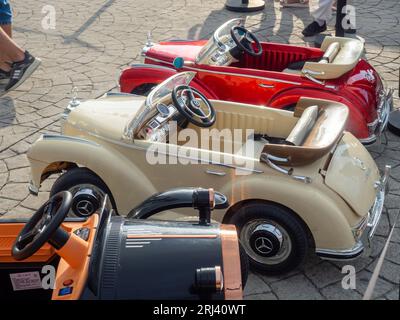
260, 153, 312, 184
302, 70, 325, 85
259, 83, 275, 89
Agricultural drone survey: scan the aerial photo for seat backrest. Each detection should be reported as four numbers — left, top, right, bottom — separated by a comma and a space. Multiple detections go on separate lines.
302, 105, 347, 148
302, 36, 364, 80
261, 98, 349, 166
286, 105, 319, 146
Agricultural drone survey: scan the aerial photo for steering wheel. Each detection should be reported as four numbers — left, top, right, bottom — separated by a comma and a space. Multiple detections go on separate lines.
172, 85, 216, 128
230, 26, 262, 57
12, 191, 72, 261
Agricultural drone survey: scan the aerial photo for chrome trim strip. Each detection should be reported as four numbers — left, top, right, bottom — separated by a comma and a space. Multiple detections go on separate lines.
368, 165, 390, 238
358, 88, 393, 145
105, 92, 136, 97
378, 88, 393, 134
367, 119, 379, 129
359, 134, 377, 145
42, 134, 100, 147
367, 190, 385, 239
206, 170, 227, 176
145, 56, 303, 86
129, 63, 176, 73
316, 241, 364, 260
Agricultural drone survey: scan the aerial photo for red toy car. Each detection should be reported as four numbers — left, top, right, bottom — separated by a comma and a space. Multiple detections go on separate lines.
119, 19, 393, 144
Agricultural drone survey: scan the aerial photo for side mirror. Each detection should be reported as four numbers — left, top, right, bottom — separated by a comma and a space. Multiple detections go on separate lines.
173, 57, 185, 69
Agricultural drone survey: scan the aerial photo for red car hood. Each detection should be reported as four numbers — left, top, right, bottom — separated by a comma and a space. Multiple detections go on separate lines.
146, 40, 207, 64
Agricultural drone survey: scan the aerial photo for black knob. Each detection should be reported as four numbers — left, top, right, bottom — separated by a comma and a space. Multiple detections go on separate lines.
195, 266, 223, 293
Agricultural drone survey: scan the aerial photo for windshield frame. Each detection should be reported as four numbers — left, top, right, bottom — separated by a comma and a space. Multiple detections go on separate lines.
123, 71, 196, 140
195, 18, 244, 65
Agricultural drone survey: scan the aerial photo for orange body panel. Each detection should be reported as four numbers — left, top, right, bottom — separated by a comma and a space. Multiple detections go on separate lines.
220, 225, 243, 300
52, 214, 99, 300
0, 223, 55, 263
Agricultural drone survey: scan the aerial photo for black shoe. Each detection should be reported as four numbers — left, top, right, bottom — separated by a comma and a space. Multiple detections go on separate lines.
302, 21, 327, 37
345, 28, 357, 34
4, 51, 41, 92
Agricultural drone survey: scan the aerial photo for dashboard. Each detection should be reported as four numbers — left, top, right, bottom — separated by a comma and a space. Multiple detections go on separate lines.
142, 102, 180, 142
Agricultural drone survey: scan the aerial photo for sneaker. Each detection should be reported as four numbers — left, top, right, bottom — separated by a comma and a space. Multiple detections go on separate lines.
302, 21, 327, 37
4, 51, 41, 92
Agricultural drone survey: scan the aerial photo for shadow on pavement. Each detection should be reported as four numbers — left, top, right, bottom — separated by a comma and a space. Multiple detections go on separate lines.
0, 96, 16, 128
186, 1, 310, 45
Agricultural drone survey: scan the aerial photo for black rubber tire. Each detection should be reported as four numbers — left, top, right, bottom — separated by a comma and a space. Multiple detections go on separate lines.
131, 83, 158, 96
50, 167, 116, 215
230, 202, 308, 275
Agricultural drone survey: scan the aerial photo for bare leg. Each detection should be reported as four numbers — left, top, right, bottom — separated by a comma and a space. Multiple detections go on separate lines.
0, 24, 12, 38
0, 27, 24, 71
0, 61, 10, 71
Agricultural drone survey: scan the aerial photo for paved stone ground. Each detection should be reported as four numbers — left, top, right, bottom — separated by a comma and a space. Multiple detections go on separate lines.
0, 0, 399, 300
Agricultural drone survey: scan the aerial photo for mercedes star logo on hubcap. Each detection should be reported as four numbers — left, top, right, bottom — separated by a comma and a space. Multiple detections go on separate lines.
254, 237, 274, 255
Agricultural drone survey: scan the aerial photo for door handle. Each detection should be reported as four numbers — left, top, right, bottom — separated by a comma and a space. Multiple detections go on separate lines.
259, 83, 275, 88
206, 170, 226, 176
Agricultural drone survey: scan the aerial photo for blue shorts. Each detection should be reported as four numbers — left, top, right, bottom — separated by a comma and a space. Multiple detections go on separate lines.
0, 0, 12, 25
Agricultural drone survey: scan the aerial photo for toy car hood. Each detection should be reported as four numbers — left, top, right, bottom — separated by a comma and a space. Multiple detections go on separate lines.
65, 94, 145, 141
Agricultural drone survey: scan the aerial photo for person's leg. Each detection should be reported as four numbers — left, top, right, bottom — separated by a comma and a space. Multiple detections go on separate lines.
0, 27, 25, 68
1, 24, 11, 37
302, 0, 334, 36
0, 27, 22, 87
0, 0, 12, 37
312, 0, 333, 26
0, 28, 41, 94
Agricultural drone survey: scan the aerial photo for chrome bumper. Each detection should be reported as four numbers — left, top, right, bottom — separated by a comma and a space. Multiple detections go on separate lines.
316, 165, 391, 260
360, 88, 394, 145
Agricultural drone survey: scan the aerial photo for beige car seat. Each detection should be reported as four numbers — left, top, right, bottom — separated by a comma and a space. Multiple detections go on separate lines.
284, 37, 364, 80
261, 98, 349, 166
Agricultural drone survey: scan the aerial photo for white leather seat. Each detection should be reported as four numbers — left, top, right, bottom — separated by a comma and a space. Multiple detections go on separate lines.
283, 37, 363, 79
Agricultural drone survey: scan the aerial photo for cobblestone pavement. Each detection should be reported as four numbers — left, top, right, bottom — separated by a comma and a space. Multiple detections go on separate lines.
0, 0, 399, 300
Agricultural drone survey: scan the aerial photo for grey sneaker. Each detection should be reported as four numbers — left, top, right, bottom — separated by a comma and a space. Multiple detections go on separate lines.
4, 51, 41, 92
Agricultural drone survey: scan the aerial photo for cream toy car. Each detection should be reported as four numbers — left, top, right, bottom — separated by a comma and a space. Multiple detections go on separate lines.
27, 72, 390, 274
